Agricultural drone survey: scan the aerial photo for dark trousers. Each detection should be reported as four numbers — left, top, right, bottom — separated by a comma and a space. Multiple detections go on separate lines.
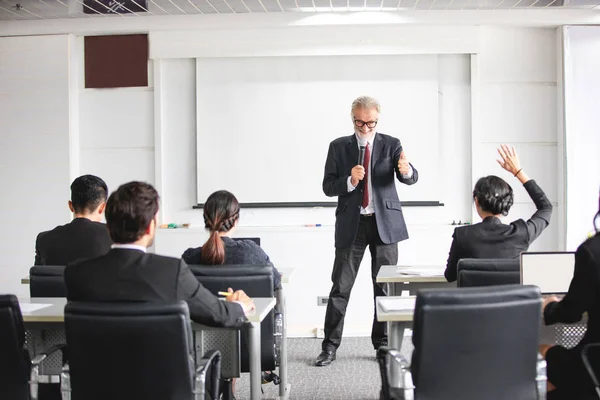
321, 214, 398, 351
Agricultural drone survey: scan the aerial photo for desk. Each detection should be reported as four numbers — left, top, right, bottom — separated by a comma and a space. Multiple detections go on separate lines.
21, 276, 29, 284
377, 265, 453, 296
20, 297, 276, 400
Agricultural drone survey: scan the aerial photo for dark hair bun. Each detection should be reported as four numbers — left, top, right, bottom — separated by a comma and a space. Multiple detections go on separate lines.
473, 175, 514, 216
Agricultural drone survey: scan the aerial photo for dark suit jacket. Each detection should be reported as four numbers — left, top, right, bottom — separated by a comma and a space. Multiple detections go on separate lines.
444, 180, 552, 282
544, 233, 600, 393
323, 133, 418, 248
182, 237, 282, 289
35, 218, 112, 265
65, 248, 246, 328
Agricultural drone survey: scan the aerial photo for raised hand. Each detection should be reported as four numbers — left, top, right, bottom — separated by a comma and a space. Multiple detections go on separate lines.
398, 150, 410, 175
496, 144, 522, 176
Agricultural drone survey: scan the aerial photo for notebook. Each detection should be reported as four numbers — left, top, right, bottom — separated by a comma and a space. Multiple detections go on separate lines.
520, 251, 575, 295
379, 297, 416, 312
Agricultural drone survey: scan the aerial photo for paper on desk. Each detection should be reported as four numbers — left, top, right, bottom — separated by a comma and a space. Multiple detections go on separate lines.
379, 298, 416, 312
20, 303, 52, 313
396, 267, 444, 276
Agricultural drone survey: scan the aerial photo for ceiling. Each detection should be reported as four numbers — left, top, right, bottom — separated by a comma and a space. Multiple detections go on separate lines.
0, 0, 598, 21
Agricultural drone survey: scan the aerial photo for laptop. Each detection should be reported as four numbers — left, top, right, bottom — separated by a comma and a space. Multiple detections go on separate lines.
520, 251, 575, 296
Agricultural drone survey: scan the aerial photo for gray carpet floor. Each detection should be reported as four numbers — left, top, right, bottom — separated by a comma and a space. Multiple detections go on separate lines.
235, 337, 414, 400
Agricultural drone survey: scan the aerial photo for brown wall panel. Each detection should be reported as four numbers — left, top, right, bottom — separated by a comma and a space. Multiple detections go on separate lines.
85, 34, 148, 89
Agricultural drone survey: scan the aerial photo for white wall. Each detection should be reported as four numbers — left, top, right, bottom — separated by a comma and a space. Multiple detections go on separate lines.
473, 27, 560, 252
0, 35, 73, 296
564, 26, 600, 249
77, 37, 155, 192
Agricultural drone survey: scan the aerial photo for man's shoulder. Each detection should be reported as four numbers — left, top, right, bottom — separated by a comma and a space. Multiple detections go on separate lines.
144, 253, 182, 267
36, 222, 70, 245
376, 133, 400, 145
330, 135, 354, 147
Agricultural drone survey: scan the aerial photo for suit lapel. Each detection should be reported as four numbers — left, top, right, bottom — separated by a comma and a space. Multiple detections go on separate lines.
371, 133, 384, 167
347, 134, 359, 165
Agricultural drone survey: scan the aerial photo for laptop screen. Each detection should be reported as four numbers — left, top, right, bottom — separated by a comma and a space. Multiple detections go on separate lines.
520, 252, 575, 294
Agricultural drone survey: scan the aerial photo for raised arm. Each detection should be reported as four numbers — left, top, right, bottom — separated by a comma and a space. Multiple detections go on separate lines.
497, 144, 552, 242
393, 141, 418, 185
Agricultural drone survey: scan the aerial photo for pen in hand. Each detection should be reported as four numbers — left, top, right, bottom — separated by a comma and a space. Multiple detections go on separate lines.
218, 291, 232, 297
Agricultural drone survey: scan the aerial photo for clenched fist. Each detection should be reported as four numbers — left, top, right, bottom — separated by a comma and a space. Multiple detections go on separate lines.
398, 151, 411, 175
350, 165, 365, 187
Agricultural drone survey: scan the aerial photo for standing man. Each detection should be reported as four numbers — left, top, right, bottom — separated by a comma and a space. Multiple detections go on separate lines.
315, 96, 418, 366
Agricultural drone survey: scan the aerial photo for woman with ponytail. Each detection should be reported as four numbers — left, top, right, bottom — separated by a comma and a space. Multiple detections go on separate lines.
540, 189, 600, 399
182, 190, 282, 289
444, 144, 553, 282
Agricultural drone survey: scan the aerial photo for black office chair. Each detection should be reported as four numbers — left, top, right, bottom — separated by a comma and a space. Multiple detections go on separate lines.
377, 285, 546, 400
457, 258, 520, 288
232, 237, 261, 246
189, 264, 279, 397
0, 294, 65, 400
583, 343, 600, 399
62, 301, 220, 400
29, 266, 66, 298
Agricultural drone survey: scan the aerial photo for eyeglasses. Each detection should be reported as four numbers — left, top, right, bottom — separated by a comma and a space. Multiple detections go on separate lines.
354, 119, 378, 128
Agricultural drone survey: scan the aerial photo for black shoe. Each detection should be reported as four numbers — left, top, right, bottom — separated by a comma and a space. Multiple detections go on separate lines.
315, 350, 336, 366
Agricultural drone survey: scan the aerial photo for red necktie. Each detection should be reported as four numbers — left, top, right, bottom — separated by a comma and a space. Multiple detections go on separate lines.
362, 143, 371, 209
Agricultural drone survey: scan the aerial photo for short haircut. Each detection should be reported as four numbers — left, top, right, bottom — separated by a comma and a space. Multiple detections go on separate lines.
473, 175, 514, 216
351, 96, 381, 115
70, 175, 108, 214
105, 181, 159, 244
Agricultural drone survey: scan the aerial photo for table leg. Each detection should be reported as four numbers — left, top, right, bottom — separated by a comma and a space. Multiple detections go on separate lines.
248, 321, 262, 400
389, 321, 409, 388
275, 289, 290, 399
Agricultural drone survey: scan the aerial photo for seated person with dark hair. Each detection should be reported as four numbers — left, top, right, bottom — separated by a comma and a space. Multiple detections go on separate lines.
35, 174, 112, 265
444, 145, 553, 282
65, 181, 254, 328
540, 198, 600, 399
182, 190, 282, 289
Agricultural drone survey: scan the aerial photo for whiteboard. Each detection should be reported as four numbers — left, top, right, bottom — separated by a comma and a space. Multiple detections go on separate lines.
520, 252, 575, 294
196, 55, 441, 205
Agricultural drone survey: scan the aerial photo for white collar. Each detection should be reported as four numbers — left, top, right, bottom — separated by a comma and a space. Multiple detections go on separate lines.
111, 244, 147, 253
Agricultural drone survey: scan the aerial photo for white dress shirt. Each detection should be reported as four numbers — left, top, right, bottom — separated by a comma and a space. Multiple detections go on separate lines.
111, 243, 147, 252
346, 132, 413, 215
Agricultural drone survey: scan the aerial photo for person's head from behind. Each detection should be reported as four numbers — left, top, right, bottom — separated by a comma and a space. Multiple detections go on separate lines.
105, 182, 159, 247
201, 190, 240, 265
472, 175, 514, 219
69, 175, 108, 222
351, 96, 380, 142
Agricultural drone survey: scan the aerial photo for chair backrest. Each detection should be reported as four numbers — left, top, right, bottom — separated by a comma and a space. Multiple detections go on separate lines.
188, 264, 275, 371
457, 258, 520, 288
233, 237, 261, 246
29, 266, 66, 297
412, 285, 542, 400
0, 294, 30, 400
64, 301, 196, 400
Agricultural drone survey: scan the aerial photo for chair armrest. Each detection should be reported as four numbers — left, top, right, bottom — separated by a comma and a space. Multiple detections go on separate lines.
582, 342, 600, 400
536, 353, 547, 400
30, 344, 67, 400
194, 350, 221, 400
61, 363, 71, 400
376, 346, 414, 400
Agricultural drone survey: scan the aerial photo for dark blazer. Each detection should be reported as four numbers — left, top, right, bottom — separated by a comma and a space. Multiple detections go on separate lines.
444, 180, 552, 282
65, 248, 246, 328
323, 133, 418, 248
182, 237, 282, 289
35, 218, 112, 265
544, 233, 600, 394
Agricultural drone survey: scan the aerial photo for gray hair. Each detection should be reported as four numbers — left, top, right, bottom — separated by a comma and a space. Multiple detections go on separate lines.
351, 96, 381, 116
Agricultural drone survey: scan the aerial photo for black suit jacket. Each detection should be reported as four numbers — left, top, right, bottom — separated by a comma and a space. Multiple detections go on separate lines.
182, 237, 283, 289
65, 249, 246, 328
35, 218, 112, 265
544, 233, 600, 393
444, 180, 553, 282
323, 133, 418, 248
